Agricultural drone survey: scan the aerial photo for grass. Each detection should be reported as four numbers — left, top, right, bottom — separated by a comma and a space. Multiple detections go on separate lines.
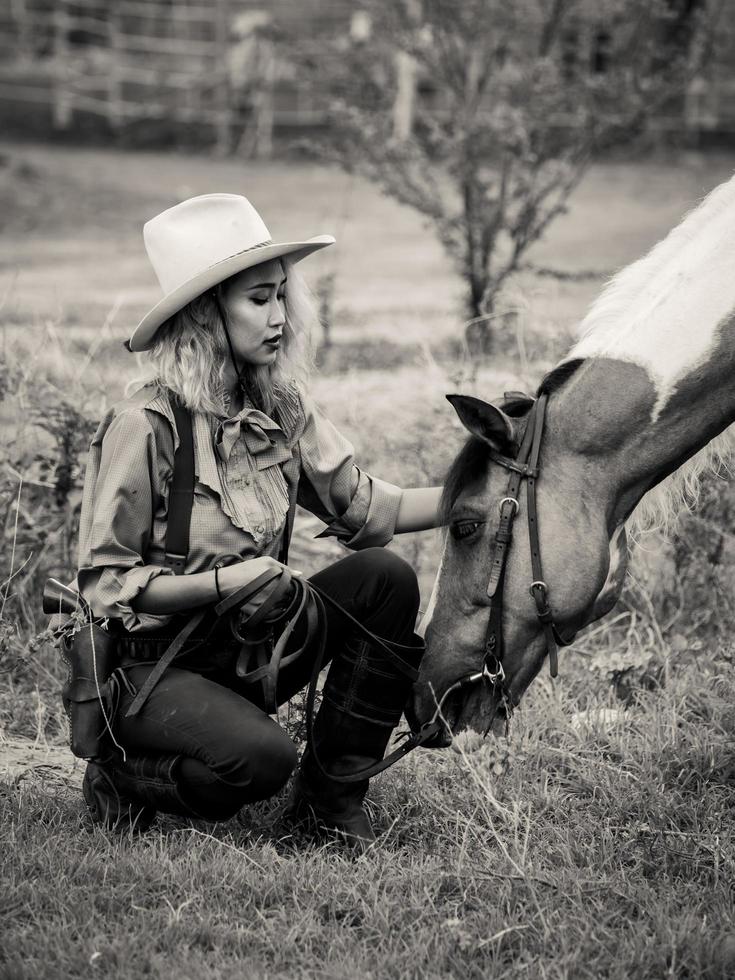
3, 660, 735, 979
1, 142, 735, 979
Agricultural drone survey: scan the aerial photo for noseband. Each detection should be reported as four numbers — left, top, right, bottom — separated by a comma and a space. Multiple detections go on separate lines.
428, 392, 574, 734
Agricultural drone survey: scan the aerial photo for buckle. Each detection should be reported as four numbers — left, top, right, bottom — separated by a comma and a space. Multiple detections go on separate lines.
499, 496, 519, 516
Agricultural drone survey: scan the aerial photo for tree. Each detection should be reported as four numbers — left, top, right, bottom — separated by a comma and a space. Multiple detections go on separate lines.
297, 0, 714, 353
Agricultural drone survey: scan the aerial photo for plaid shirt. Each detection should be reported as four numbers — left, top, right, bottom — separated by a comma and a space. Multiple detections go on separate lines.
77, 383, 402, 632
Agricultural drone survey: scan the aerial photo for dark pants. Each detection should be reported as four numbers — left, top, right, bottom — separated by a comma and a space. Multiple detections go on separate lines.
112, 548, 420, 820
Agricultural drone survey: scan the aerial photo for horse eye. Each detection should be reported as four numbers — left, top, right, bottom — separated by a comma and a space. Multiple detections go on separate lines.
450, 520, 484, 541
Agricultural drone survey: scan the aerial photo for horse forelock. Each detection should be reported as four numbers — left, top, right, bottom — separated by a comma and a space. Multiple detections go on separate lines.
439, 437, 490, 526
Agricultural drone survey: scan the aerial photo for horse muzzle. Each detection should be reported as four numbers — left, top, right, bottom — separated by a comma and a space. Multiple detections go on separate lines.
410, 665, 510, 746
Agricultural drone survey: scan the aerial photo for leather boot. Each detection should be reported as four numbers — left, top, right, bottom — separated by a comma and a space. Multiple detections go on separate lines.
285, 632, 424, 854
83, 754, 193, 831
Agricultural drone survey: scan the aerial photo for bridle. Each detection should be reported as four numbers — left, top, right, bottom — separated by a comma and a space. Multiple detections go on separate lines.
486, 392, 574, 676
424, 391, 575, 735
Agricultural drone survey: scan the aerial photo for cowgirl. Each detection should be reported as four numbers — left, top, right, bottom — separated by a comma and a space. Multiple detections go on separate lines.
76, 194, 442, 850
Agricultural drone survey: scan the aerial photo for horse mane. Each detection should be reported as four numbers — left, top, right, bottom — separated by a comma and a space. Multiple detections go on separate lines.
628, 430, 735, 537
573, 175, 735, 349
538, 358, 585, 396
566, 175, 735, 536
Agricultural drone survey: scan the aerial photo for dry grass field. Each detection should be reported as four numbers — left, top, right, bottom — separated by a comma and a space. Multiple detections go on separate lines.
1, 142, 735, 979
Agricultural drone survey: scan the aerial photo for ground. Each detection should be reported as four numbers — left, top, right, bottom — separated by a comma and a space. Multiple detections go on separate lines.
1, 142, 735, 979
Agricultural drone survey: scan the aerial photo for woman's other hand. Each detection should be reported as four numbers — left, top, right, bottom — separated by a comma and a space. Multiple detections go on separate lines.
217, 555, 300, 598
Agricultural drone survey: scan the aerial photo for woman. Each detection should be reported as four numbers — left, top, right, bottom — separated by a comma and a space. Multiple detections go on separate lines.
76, 193, 442, 851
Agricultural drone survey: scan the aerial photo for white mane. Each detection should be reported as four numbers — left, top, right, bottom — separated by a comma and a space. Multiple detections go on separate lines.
628, 429, 734, 537
568, 172, 735, 536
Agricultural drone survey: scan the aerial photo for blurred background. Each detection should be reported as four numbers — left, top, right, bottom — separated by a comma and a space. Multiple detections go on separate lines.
1, 0, 735, 735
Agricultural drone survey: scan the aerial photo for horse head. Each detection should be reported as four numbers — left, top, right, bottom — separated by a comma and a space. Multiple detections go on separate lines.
412, 382, 630, 744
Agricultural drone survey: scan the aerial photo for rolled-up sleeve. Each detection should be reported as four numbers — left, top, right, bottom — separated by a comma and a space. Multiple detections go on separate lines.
76, 409, 174, 631
296, 392, 402, 549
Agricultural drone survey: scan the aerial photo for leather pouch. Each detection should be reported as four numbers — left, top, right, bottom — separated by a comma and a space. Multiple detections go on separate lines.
59, 623, 118, 759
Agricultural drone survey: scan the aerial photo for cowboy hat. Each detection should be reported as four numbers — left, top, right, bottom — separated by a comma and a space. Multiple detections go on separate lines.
128, 193, 334, 352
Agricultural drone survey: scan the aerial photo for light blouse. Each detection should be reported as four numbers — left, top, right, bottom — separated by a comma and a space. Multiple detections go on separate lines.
77, 382, 402, 632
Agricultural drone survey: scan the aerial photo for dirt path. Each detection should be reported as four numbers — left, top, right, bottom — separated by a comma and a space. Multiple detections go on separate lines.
0, 734, 83, 789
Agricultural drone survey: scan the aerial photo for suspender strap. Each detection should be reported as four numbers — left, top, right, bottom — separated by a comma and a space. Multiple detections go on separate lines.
277, 441, 300, 566
278, 487, 297, 565
164, 397, 195, 575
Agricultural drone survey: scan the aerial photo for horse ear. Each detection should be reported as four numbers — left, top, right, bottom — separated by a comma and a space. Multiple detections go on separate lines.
446, 394, 517, 453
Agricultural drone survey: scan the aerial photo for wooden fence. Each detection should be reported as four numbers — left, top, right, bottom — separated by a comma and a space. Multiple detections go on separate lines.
1, 0, 734, 152
0, 0, 297, 154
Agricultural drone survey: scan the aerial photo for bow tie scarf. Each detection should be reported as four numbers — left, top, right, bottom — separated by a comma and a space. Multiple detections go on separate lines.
214, 411, 292, 468
203, 409, 294, 547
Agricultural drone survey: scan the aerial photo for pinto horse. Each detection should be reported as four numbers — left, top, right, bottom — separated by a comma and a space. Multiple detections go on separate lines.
412, 172, 735, 743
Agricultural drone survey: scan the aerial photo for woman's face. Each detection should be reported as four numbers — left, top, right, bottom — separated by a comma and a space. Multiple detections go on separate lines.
219, 259, 287, 367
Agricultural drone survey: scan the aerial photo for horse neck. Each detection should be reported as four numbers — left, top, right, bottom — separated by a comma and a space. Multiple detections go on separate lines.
546, 329, 735, 529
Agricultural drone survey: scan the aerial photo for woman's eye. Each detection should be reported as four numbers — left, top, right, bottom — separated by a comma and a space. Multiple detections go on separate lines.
450, 520, 484, 541
250, 296, 268, 306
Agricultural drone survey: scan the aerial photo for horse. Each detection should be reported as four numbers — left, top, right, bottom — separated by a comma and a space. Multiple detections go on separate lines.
412, 171, 735, 743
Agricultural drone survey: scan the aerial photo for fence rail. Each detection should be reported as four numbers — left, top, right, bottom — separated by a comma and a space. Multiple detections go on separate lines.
1, 0, 733, 150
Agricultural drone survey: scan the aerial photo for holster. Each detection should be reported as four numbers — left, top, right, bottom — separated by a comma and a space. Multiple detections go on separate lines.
60, 623, 118, 760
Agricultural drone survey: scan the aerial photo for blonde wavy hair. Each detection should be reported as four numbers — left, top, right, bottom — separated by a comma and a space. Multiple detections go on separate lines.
128, 257, 317, 428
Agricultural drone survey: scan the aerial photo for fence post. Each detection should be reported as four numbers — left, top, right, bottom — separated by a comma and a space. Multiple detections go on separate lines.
392, 0, 421, 140
107, 4, 123, 135
52, 0, 72, 129
13, 0, 31, 62
392, 50, 417, 140
214, 0, 232, 154
254, 38, 275, 159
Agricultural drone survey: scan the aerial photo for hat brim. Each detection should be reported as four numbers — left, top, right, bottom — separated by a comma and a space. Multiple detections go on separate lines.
128, 235, 334, 352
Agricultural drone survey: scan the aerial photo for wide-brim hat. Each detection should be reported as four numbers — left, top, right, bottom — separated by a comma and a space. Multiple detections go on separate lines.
128, 193, 334, 352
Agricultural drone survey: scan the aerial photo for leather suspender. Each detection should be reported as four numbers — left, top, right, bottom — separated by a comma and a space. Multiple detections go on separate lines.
162, 394, 295, 575
164, 397, 195, 575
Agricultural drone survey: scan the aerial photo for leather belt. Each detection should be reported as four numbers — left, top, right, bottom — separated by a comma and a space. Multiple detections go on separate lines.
116, 635, 201, 661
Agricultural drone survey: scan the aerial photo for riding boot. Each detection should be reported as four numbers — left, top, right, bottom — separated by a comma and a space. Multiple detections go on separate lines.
286, 631, 424, 854
83, 753, 194, 831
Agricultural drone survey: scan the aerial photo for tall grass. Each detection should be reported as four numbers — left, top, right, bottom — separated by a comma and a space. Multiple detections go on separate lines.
2, 149, 735, 979
2, 326, 734, 979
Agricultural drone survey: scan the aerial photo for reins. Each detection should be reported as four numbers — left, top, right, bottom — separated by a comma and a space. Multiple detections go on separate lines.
124, 568, 444, 781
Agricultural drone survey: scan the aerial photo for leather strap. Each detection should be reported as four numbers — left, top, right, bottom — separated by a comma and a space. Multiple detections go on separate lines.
119, 554, 440, 776
124, 607, 207, 717
303, 583, 442, 783
524, 395, 560, 677
278, 475, 297, 565
483, 398, 539, 666
481, 394, 575, 687
165, 397, 195, 575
